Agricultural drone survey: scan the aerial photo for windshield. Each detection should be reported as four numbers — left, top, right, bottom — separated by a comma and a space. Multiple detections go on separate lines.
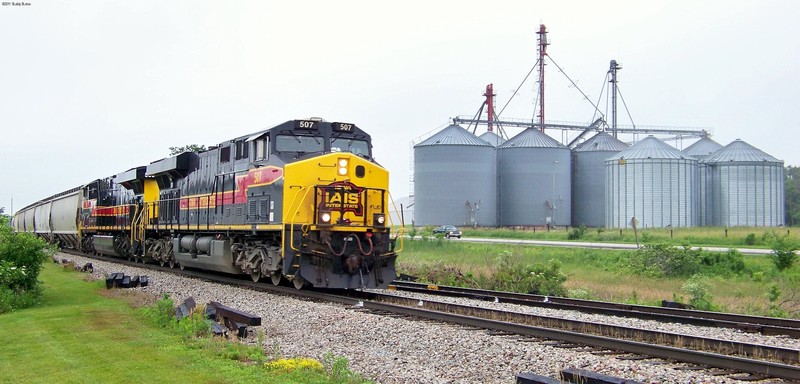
331, 138, 370, 156
276, 134, 324, 153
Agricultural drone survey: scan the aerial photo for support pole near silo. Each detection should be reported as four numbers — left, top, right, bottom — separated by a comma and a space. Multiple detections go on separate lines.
536, 24, 549, 132
484, 83, 495, 132
609, 60, 622, 138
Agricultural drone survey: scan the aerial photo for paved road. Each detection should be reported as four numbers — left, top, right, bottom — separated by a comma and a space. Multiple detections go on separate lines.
456, 237, 775, 256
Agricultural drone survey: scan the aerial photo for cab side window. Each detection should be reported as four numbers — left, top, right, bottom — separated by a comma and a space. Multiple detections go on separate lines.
220, 146, 231, 163
253, 138, 269, 161
235, 140, 249, 160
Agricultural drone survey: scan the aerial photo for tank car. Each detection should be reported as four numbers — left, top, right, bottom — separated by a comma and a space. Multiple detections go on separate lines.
13, 118, 400, 289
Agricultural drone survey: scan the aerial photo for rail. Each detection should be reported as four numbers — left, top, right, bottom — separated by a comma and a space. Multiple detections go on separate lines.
389, 281, 800, 337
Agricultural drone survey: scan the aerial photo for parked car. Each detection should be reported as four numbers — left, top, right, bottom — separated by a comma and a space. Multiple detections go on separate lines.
432, 225, 462, 239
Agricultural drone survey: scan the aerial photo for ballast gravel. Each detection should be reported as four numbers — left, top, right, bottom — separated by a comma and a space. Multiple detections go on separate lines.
63, 253, 792, 384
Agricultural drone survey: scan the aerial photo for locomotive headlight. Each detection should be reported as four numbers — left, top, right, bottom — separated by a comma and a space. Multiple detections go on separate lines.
373, 213, 386, 227
337, 158, 349, 176
319, 211, 332, 225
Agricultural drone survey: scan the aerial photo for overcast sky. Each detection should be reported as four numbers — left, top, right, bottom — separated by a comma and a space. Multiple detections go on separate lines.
2, 1, 798, 213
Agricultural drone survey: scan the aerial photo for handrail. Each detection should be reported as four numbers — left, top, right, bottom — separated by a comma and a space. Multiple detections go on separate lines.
129, 204, 140, 244
387, 190, 404, 253
284, 186, 314, 253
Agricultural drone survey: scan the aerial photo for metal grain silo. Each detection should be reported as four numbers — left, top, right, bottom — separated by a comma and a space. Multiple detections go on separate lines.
479, 131, 506, 147
703, 139, 784, 227
414, 124, 497, 226
683, 138, 723, 226
606, 136, 697, 228
571, 132, 628, 227
683, 137, 723, 160
498, 129, 570, 227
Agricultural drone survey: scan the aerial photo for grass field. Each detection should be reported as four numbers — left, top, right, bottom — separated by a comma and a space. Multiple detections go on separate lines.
396, 233, 799, 318
453, 225, 800, 248
0, 263, 366, 384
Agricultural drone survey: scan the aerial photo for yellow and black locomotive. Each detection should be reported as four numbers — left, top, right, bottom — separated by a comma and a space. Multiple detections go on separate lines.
13, 118, 400, 289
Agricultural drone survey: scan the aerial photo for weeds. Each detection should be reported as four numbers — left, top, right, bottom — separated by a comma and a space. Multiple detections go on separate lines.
768, 234, 798, 271
567, 288, 594, 300
321, 352, 370, 384
624, 243, 702, 277
682, 275, 717, 311
492, 252, 567, 295
567, 225, 587, 240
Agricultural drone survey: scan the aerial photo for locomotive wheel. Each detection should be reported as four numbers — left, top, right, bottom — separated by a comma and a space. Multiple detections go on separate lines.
179, 263, 185, 270
292, 275, 306, 290
270, 272, 282, 286
250, 271, 261, 282
169, 259, 175, 269
159, 259, 165, 267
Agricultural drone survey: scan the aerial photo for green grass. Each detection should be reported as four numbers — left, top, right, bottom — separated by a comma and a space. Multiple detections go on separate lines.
0, 263, 365, 384
397, 237, 800, 318
400, 225, 800, 248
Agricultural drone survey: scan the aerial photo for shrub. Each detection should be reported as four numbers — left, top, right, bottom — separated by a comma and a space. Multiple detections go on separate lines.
682, 274, 716, 311
0, 218, 54, 313
144, 294, 213, 338
744, 233, 757, 245
407, 226, 418, 240
700, 249, 746, 276
175, 304, 213, 338
0, 285, 43, 313
769, 234, 798, 272
0, 221, 53, 292
493, 252, 567, 296
567, 224, 587, 240
626, 243, 702, 278
144, 294, 177, 328
421, 225, 434, 242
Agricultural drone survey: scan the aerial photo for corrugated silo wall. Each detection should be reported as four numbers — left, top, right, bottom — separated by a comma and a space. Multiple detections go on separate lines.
606, 158, 697, 228
413, 145, 497, 226
709, 163, 784, 227
499, 148, 571, 226
571, 151, 614, 227
698, 163, 712, 226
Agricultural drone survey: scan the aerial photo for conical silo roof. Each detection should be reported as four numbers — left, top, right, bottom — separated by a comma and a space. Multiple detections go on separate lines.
607, 135, 687, 160
415, 124, 490, 147
479, 131, 506, 147
683, 137, 723, 159
573, 132, 628, 152
498, 128, 564, 149
703, 139, 781, 163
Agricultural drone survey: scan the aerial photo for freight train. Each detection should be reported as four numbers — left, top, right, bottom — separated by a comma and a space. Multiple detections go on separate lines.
12, 118, 400, 289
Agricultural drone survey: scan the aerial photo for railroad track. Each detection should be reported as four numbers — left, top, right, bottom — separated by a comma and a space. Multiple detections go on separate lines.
61, 250, 800, 381
388, 280, 800, 338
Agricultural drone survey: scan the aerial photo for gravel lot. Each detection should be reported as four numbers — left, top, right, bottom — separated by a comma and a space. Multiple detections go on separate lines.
62, 252, 793, 384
